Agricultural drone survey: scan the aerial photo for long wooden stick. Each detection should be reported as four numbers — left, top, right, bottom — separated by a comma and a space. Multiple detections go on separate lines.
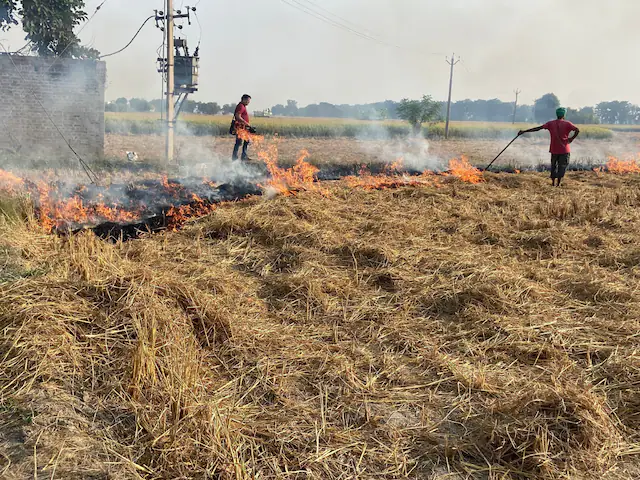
484, 135, 519, 171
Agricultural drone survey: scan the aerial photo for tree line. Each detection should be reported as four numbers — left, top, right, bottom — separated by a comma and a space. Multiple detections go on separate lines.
272, 94, 640, 125
106, 93, 640, 126
105, 98, 233, 115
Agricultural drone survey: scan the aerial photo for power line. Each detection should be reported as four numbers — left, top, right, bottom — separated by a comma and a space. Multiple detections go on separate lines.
0, 42, 99, 184
98, 15, 155, 59
193, 8, 202, 47
297, 0, 386, 39
280, 0, 396, 47
55, 0, 112, 60
279, 0, 444, 56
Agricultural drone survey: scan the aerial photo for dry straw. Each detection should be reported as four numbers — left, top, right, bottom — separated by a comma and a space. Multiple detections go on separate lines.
1, 171, 640, 478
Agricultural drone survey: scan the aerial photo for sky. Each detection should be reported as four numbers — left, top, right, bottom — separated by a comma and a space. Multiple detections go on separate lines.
3, 0, 640, 111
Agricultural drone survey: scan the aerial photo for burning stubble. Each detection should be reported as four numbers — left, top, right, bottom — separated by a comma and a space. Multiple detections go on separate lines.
2, 130, 639, 241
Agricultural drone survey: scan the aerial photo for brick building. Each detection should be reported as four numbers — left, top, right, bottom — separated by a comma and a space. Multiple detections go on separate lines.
0, 55, 106, 164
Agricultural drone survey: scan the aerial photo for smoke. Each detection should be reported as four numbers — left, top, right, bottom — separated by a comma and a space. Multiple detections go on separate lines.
355, 123, 444, 172
0, 55, 106, 174
491, 132, 638, 170
174, 121, 266, 185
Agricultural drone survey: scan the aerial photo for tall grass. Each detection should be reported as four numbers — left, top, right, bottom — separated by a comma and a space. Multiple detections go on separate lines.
105, 113, 615, 140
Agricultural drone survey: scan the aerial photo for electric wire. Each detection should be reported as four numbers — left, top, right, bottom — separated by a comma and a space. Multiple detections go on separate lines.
98, 15, 155, 59
55, 0, 112, 60
0, 42, 99, 184
279, 0, 444, 56
280, 0, 392, 47
297, 0, 385, 39
193, 8, 202, 47
157, 40, 166, 120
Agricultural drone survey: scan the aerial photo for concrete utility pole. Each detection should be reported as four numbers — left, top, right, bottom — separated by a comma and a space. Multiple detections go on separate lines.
512, 89, 521, 124
444, 53, 460, 140
165, 0, 175, 166
156, 0, 192, 166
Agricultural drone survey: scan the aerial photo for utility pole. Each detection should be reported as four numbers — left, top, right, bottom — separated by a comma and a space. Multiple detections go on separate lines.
445, 53, 460, 139
156, 2, 193, 167
512, 89, 521, 124
165, 0, 175, 166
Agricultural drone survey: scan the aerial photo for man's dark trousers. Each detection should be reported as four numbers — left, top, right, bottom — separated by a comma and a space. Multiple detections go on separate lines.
232, 136, 249, 160
550, 153, 570, 179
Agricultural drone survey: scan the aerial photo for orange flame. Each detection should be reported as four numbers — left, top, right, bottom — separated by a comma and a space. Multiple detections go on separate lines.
0, 169, 25, 195
162, 175, 184, 198
166, 193, 217, 230
260, 149, 322, 196
236, 131, 323, 196
605, 156, 640, 174
447, 156, 483, 183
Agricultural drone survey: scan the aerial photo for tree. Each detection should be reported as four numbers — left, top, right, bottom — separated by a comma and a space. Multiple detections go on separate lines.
150, 99, 164, 113
198, 102, 221, 115
221, 103, 235, 115
595, 101, 633, 125
376, 108, 389, 120
181, 100, 198, 114
567, 106, 599, 125
533, 93, 560, 123
284, 99, 298, 116
396, 95, 441, 133
129, 98, 151, 112
0, 0, 98, 58
113, 97, 129, 112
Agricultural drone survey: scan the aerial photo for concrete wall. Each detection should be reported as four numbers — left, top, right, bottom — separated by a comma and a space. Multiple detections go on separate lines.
0, 55, 106, 165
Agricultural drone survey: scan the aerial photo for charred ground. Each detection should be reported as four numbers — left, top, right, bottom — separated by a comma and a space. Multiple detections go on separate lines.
1, 171, 640, 479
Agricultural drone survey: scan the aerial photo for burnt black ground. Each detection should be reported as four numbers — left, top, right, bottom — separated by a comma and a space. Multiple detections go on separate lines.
47, 161, 606, 242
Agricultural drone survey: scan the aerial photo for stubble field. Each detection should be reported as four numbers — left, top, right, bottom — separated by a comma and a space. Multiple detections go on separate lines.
1, 130, 640, 479
105, 132, 638, 171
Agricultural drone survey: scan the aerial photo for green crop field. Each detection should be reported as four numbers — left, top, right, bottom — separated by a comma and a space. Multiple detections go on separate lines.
104, 112, 615, 140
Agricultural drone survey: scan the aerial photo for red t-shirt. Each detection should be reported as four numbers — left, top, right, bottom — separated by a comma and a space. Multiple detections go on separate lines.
543, 119, 578, 154
235, 102, 249, 124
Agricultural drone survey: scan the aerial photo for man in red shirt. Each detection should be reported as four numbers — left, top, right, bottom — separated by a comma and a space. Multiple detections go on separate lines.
518, 107, 580, 187
232, 94, 252, 161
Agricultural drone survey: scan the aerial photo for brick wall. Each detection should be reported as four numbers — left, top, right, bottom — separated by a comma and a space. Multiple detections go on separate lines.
0, 55, 106, 164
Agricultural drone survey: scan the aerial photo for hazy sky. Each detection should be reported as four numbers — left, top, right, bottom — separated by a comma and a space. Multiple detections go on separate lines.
4, 0, 640, 110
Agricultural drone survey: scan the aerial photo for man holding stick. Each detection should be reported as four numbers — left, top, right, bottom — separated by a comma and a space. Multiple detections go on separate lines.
518, 107, 580, 187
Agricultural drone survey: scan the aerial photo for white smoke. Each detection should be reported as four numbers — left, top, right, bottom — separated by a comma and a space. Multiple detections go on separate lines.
355, 123, 443, 172
174, 122, 266, 185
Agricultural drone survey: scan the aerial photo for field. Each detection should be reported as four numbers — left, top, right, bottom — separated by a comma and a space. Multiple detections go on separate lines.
105, 112, 615, 140
2, 162, 640, 478
104, 132, 635, 174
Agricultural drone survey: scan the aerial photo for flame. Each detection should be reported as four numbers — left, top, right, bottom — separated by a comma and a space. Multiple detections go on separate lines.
236, 131, 323, 196
0, 169, 25, 194
260, 148, 322, 196
162, 175, 184, 197
166, 193, 217, 230
384, 157, 404, 175
605, 156, 640, 174
447, 156, 483, 184
0, 149, 481, 237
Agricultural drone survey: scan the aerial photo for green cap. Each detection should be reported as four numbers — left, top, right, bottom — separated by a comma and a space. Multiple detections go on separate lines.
556, 107, 567, 118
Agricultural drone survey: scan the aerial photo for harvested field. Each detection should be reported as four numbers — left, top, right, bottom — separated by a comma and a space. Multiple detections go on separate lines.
2, 169, 640, 478
104, 113, 615, 140
105, 133, 633, 170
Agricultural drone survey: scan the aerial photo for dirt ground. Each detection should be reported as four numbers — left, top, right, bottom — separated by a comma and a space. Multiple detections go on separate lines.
105, 133, 640, 169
